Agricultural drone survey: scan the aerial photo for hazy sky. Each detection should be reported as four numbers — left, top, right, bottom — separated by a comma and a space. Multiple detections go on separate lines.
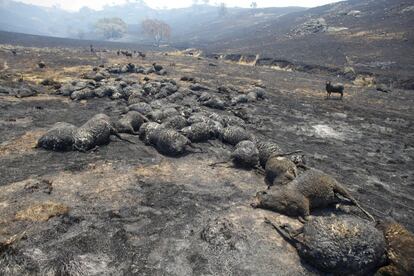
16, 0, 342, 11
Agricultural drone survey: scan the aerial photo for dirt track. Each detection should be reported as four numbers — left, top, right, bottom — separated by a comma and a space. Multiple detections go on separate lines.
0, 44, 413, 275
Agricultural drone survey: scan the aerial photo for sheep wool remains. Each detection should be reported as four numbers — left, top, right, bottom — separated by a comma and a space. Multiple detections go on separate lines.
231, 140, 259, 168
255, 140, 283, 168
181, 122, 216, 142
115, 111, 148, 134
73, 114, 115, 152
253, 169, 374, 221
221, 126, 253, 146
155, 128, 191, 156
266, 216, 386, 275
37, 122, 77, 151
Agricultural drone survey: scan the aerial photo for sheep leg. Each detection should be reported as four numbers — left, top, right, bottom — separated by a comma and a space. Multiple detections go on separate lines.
334, 184, 375, 222
270, 150, 303, 158
281, 223, 303, 237
187, 144, 204, 153
112, 133, 136, 144
254, 166, 265, 175
208, 160, 230, 167
264, 218, 300, 246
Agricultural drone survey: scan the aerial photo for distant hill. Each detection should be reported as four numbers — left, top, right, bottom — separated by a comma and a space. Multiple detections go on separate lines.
0, 0, 305, 42
181, 0, 414, 89
1, 0, 413, 88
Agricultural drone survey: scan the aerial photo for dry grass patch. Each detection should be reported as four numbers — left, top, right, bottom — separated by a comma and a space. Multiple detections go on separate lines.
353, 75, 376, 87
15, 202, 69, 222
0, 130, 45, 157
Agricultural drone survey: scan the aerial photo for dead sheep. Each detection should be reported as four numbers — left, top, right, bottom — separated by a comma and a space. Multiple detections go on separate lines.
147, 110, 164, 122
246, 91, 258, 102
181, 122, 217, 142
148, 107, 180, 123
139, 122, 163, 145
154, 128, 192, 156
128, 102, 153, 115
122, 84, 141, 99
265, 156, 298, 186
40, 78, 61, 89
15, 86, 38, 98
161, 115, 188, 130
110, 90, 124, 100
248, 87, 266, 99
59, 81, 93, 97
190, 83, 209, 91
187, 113, 212, 125
154, 83, 178, 99
198, 92, 211, 102
231, 94, 249, 105
252, 169, 374, 221
156, 69, 167, 76
139, 123, 196, 156
197, 92, 225, 109
143, 82, 160, 96
37, 122, 77, 151
180, 76, 195, 82
375, 218, 414, 275
94, 86, 118, 98
219, 114, 245, 127
255, 140, 283, 168
0, 85, 13, 95
115, 111, 148, 134
161, 107, 180, 118
220, 126, 253, 146
149, 99, 167, 110
70, 88, 95, 101
231, 107, 252, 122
231, 140, 259, 168
167, 91, 184, 103
127, 91, 144, 105
185, 114, 224, 138
265, 216, 386, 275
202, 97, 226, 110
73, 114, 130, 152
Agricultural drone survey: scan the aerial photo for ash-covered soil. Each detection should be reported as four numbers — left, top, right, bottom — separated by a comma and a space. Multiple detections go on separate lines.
0, 44, 413, 275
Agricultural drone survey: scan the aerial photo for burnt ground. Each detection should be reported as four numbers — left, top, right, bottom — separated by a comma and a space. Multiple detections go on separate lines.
0, 43, 413, 275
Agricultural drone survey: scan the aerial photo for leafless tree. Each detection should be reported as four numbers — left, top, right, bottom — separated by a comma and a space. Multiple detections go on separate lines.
218, 2, 228, 17
141, 19, 172, 47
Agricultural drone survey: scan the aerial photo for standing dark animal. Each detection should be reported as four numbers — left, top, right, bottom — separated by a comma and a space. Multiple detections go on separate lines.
90, 44, 94, 53
38, 61, 46, 69
326, 81, 344, 99
117, 50, 120, 56
125, 52, 132, 58
138, 51, 146, 59
11, 49, 17, 56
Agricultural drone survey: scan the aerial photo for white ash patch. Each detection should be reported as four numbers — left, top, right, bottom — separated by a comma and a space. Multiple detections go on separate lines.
312, 124, 345, 140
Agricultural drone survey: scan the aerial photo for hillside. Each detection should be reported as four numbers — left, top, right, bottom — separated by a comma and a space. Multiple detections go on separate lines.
180, 0, 414, 89
0, 1, 305, 42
